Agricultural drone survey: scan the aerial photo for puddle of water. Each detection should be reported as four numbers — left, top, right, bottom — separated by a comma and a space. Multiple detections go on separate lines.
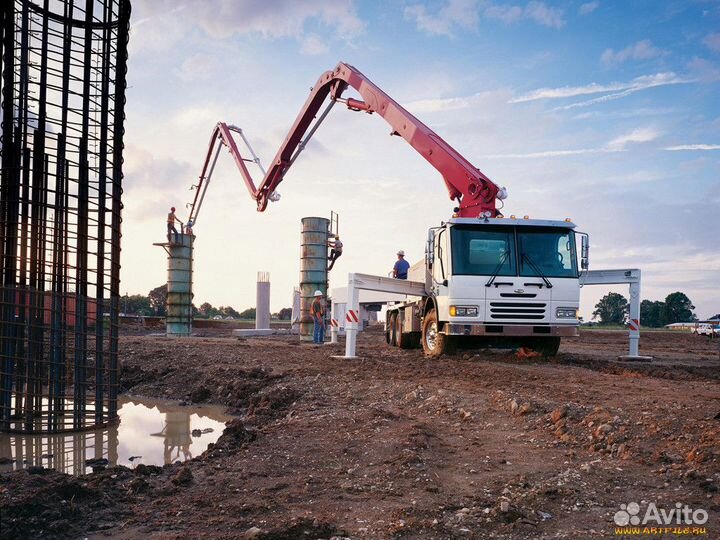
0, 396, 234, 475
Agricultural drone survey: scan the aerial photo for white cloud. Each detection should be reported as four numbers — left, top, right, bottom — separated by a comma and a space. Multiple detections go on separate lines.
177, 54, 220, 82
600, 40, 664, 66
483, 148, 611, 158
664, 144, 720, 151
300, 34, 329, 56
408, 73, 691, 115
192, 0, 364, 39
704, 32, 720, 54
523, 1, 565, 28
483, 4, 523, 24
130, 0, 364, 52
406, 91, 493, 113
404, 0, 564, 36
606, 127, 660, 150
403, 0, 480, 37
579, 2, 599, 15
510, 72, 694, 110
482, 127, 660, 158
123, 145, 194, 193
172, 106, 224, 128
687, 57, 720, 82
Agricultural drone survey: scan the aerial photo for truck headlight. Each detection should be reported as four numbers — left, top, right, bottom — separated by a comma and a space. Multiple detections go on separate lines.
450, 306, 479, 317
556, 307, 578, 319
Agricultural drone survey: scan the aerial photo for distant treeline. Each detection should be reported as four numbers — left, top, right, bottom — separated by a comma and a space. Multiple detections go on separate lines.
592, 291, 697, 327
121, 284, 291, 320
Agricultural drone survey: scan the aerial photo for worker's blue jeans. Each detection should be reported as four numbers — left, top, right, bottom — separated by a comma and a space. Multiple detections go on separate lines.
167, 223, 179, 243
313, 318, 325, 344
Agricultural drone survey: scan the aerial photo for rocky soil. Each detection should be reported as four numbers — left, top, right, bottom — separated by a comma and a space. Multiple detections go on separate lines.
1, 328, 718, 539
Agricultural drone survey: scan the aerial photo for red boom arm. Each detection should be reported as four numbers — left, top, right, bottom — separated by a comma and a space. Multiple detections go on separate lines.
188, 62, 501, 221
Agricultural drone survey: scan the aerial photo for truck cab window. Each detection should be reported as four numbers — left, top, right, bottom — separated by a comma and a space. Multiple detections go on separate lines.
451, 226, 516, 276
517, 228, 577, 278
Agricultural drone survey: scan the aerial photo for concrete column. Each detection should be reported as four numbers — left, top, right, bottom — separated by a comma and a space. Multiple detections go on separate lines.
299, 217, 329, 342
291, 288, 301, 334
256, 272, 270, 330
166, 234, 193, 337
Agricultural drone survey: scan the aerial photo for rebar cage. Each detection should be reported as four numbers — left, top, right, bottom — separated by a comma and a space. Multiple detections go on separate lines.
0, 0, 130, 433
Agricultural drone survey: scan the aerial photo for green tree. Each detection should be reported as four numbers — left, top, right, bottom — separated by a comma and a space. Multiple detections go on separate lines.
220, 306, 240, 318
123, 294, 152, 315
592, 292, 628, 324
238, 307, 256, 320
198, 302, 213, 318
277, 307, 292, 320
640, 300, 666, 328
148, 284, 168, 316
663, 292, 695, 324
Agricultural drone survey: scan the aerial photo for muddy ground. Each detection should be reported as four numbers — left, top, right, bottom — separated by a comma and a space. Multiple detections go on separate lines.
1, 329, 719, 539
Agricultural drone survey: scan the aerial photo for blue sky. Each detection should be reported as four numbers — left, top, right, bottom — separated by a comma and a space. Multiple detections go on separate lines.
122, 0, 720, 319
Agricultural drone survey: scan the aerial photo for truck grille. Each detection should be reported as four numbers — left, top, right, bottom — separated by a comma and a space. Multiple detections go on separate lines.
489, 302, 546, 320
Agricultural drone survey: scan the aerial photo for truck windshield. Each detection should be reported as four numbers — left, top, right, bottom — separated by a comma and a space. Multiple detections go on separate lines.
517, 228, 577, 278
451, 226, 516, 276
450, 225, 577, 278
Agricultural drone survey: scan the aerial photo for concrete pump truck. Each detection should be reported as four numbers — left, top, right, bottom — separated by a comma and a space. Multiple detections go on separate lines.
187, 62, 589, 357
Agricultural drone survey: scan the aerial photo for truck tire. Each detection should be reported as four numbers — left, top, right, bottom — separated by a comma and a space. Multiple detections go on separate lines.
524, 336, 561, 357
422, 309, 453, 357
388, 313, 398, 346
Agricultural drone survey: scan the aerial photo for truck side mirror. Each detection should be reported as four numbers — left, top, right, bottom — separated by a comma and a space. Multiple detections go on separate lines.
426, 233, 435, 268
580, 234, 589, 270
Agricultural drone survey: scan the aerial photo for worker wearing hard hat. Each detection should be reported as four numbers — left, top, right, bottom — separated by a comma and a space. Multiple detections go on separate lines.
310, 290, 326, 345
167, 206, 180, 243
327, 235, 343, 271
393, 250, 410, 280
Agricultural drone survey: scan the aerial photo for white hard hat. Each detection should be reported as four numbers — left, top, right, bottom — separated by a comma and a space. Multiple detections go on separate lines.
313, 290, 323, 297
397, 250, 405, 256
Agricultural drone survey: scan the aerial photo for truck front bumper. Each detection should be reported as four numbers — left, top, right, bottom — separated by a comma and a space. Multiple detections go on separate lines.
443, 324, 578, 337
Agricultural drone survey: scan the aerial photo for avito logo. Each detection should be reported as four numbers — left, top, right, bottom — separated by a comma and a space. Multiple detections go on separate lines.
614, 501, 708, 527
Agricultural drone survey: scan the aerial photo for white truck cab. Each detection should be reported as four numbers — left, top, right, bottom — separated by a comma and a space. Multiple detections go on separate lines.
387, 217, 588, 357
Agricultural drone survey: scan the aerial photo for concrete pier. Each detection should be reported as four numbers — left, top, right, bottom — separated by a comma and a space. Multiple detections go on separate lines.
256, 272, 270, 330
158, 234, 193, 337
299, 217, 329, 341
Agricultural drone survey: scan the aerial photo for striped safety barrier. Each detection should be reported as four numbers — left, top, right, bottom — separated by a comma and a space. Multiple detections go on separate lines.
627, 318, 639, 332
346, 310, 359, 323
330, 318, 339, 327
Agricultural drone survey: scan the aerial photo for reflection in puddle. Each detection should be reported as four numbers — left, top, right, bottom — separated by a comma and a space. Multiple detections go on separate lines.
0, 396, 234, 475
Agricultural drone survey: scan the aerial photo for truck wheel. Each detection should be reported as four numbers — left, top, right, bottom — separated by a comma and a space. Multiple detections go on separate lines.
388, 313, 398, 346
422, 309, 453, 357
524, 337, 561, 357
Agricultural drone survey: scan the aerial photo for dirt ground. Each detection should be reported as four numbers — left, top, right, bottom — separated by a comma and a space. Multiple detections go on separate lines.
1, 328, 719, 539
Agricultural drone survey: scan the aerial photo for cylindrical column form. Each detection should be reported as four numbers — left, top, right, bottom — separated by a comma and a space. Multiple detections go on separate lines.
166, 234, 193, 337
0, 0, 131, 433
256, 272, 270, 330
300, 217, 329, 341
